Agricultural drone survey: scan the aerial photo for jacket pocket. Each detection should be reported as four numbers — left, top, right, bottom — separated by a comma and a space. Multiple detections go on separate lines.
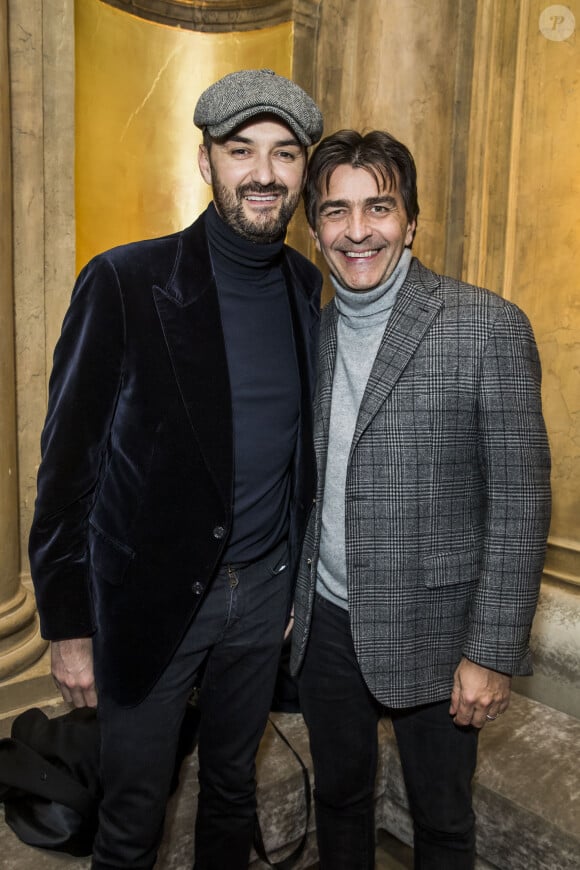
422, 547, 481, 588
89, 521, 135, 586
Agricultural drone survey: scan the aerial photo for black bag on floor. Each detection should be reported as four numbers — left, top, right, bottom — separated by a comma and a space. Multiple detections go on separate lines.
0, 700, 201, 857
0, 706, 101, 856
0, 689, 308, 865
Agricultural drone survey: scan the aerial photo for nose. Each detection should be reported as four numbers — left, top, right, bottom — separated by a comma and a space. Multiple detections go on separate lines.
251, 154, 276, 186
345, 210, 372, 243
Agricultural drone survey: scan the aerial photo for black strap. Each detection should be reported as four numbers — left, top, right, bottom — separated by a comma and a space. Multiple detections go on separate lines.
252, 718, 312, 870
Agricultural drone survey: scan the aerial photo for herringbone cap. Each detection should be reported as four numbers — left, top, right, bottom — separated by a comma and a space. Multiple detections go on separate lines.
194, 69, 323, 146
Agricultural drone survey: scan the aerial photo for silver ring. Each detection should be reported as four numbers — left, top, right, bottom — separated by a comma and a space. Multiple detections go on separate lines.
486, 714, 497, 721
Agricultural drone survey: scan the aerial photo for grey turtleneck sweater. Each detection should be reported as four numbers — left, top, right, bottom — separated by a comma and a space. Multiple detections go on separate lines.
317, 248, 412, 610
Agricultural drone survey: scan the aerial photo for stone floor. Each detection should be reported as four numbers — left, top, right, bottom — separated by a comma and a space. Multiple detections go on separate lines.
374, 832, 413, 870
309, 830, 413, 869
0, 831, 413, 870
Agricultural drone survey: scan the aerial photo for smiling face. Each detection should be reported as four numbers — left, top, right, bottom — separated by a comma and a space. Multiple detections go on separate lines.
198, 117, 307, 244
311, 164, 416, 292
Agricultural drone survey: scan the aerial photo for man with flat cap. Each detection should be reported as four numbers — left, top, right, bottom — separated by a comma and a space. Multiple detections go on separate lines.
29, 69, 323, 869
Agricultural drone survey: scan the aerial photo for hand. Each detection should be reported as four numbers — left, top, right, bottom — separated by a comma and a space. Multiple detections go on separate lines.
51, 638, 98, 708
283, 607, 295, 640
449, 656, 511, 728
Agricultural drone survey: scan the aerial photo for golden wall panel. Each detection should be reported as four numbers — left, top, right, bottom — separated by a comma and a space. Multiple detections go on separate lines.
313, 0, 476, 295
76, 0, 294, 268
459, 0, 580, 712
508, 0, 580, 557
463, 0, 580, 577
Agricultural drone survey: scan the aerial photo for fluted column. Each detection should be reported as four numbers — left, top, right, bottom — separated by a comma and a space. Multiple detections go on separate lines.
0, 0, 47, 681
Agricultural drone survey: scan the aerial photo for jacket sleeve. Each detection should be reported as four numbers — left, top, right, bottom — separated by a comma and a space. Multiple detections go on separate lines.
29, 256, 126, 640
464, 301, 551, 674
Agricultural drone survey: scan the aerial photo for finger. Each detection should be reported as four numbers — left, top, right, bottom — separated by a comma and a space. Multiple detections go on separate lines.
471, 709, 489, 729
486, 704, 508, 721
83, 686, 98, 708
69, 686, 88, 708
499, 698, 510, 715
449, 682, 461, 716
452, 702, 476, 727
59, 683, 74, 705
70, 683, 98, 708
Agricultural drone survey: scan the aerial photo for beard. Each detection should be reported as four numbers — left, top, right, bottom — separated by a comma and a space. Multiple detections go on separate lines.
211, 179, 302, 244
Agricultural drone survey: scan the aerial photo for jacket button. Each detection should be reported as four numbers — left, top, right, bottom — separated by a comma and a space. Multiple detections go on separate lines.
212, 525, 226, 540
192, 581, 204, 596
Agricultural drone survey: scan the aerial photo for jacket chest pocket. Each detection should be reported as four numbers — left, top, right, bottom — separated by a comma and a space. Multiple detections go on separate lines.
422, 547, 481, 589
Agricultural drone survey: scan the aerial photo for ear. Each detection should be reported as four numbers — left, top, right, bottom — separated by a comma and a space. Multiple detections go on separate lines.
308, 225, 321, 252
405, 220, 417, 247
198, 145, 212, 186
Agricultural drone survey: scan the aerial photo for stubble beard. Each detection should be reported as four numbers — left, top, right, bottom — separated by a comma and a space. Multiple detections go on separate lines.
211, 180, 301, 244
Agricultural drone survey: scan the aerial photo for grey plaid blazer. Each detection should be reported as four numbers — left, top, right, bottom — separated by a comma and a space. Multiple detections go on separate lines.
291, 257, 551, 709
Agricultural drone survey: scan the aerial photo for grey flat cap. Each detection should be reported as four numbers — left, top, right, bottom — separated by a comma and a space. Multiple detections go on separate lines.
194, 69, 323, 146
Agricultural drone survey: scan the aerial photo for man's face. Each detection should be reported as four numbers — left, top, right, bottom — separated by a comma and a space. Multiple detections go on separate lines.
198, 118, 307, 243
311, 164, 416, 292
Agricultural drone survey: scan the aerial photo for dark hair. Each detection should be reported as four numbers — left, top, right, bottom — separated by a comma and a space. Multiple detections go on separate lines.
304, 129, 419, 229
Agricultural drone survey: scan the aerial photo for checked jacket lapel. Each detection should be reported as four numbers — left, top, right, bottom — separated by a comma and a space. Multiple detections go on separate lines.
350, 259, 443, 457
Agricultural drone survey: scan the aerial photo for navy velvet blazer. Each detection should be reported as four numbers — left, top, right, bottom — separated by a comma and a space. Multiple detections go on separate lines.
29, 212, 322, 705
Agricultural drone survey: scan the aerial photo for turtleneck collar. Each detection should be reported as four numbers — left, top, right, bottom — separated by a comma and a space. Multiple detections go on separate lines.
205, 201, 284, 274
332, 248, 412, 329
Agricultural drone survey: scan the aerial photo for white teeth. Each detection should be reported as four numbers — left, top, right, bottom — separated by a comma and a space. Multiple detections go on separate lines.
246, 195, 277, 202
344, 250, 376, 259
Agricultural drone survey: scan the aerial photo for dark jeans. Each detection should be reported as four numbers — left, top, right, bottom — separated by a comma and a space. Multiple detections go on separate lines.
91, 540, 291, 870
298, 594, 479, 870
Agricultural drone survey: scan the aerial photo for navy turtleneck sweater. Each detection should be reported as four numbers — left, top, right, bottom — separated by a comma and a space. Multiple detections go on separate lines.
205, 202, 300, 563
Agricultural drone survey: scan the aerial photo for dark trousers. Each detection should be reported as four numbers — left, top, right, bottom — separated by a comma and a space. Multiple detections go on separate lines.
298, 594, 479, 870
91, 540, 291, 870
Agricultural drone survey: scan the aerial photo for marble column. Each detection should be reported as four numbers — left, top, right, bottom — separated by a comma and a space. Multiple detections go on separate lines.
0, 0, 47, 681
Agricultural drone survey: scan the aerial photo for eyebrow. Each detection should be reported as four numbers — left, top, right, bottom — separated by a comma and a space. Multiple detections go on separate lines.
226, 134, 301, 148
319, 194, 399, 211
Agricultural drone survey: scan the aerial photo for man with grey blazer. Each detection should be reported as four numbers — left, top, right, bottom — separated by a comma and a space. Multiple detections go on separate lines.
290, 130, 551, 869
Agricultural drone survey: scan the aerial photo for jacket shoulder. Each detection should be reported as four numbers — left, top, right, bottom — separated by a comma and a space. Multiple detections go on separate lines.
410, 258, 531, 325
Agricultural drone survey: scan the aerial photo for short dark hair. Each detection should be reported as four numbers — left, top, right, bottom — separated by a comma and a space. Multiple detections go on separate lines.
304, 129, 419, 229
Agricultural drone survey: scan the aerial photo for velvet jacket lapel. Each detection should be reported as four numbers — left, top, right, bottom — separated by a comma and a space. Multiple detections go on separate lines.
152, 217, 233, 509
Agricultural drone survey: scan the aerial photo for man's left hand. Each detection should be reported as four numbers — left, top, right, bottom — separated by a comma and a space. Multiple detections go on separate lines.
449, 656, 511, 728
